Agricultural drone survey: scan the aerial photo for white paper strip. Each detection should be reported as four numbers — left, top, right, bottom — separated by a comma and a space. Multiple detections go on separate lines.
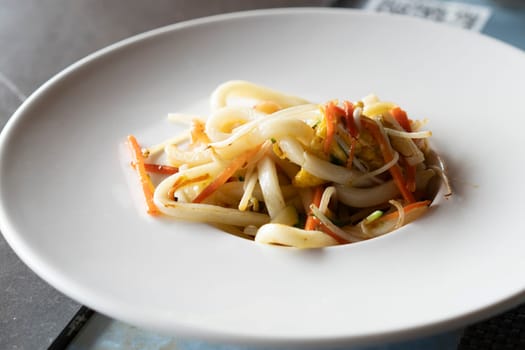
364, 0, 492, 31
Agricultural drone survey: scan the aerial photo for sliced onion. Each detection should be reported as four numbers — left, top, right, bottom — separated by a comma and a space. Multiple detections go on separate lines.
257, 156, 286, 218
335, 180, 400, 208
210, 80, 310, 111
303, 152, 365, 186
319, 186, 336, 214
384, 128, 432, 139
255, 223, 338, 248
205, 106, 260, 142
278, 137, 306, 166
156, 201, 270, 227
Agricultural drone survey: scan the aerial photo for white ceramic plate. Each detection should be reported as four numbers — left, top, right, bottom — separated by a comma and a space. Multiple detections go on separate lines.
1, 8, 524, 347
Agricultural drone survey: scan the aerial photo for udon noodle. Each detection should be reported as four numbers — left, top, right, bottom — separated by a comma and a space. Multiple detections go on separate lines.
127, 81, 445, 248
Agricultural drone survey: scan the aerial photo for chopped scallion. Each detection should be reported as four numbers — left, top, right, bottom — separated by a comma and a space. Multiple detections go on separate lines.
364, 210, 383, 224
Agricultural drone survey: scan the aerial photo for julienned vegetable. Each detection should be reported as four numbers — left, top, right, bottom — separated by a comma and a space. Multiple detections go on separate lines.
127, 80, 447, 248
127, 135, 160, 216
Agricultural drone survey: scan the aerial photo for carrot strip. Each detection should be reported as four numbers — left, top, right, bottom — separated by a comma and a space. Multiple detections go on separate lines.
405, 162, 417, 193
304, 186, 324, 230
390, 107, 411, 132
127, 135, 160, 216
391, 165, 415, 203
343, 100, 358, 137
192, 145, 262, 204
131, 162, 179, 175
323, 102, 346, 154
361, 118, 415, 203
342, 101, 358, 168
323, 103, 336, 154
391, 107, 417, 192
398, 157, 417, 193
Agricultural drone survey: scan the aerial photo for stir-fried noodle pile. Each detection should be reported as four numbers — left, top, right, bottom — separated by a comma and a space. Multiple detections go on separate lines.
128, 81, 447, 248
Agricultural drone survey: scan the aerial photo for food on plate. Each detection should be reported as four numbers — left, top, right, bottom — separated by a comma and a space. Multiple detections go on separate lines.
127, 80, 448, 248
